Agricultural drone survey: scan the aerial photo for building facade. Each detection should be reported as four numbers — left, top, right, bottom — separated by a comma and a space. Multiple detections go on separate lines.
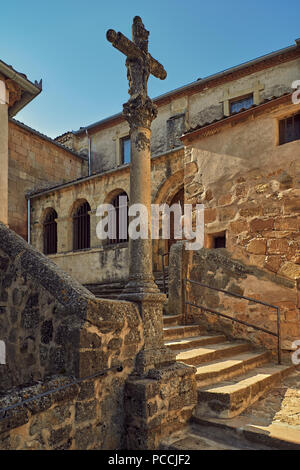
26, 40, 300, 301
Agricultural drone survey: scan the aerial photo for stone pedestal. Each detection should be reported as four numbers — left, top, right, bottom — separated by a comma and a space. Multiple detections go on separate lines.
125, 362, 197, 450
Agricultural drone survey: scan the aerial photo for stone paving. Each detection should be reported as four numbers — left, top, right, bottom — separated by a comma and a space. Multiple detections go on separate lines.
240, 368, 300, 428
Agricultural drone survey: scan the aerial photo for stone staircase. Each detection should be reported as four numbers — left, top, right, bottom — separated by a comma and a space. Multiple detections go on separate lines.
162, 312, 296, 449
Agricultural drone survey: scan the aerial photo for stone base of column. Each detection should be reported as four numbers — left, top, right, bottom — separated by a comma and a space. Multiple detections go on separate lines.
119, 291, 174, 374
119, 275, 161, 298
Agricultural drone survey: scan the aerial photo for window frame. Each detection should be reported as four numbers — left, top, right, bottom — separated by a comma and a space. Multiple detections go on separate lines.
73, 201, 91, 251
120, 135, 131, 165
229, 93, 254, 115
107, 192, 129, 245
43, 209, 58, 255
278, 112, 300, 146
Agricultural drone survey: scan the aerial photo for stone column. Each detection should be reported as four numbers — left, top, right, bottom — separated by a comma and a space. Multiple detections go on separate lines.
118, 99, 174, 373
0, 78, 9, 226
123, 125, 159, 295
89, 209, 100, 249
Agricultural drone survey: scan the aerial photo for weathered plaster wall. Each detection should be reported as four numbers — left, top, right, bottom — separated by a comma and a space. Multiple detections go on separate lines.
49, 245, 129, 286
60, 57, 300, 173
188, 59, 299, 127
8, 121, 87, 240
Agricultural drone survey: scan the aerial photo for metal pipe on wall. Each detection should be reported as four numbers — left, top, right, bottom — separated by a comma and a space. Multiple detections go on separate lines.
86, 129, 91, 176
27, 198, 31, 244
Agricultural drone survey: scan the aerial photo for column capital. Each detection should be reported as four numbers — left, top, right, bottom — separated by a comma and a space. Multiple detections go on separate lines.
123, 95, 157, 130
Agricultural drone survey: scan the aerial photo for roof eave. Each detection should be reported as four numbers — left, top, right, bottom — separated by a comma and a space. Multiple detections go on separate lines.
71, 40, 300, 137
180, 93, 294, 144
0, 59, 42, 116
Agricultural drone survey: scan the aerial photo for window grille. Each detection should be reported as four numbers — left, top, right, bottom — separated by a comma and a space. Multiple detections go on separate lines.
43, 209, 58, 255
73, 201, 91, 250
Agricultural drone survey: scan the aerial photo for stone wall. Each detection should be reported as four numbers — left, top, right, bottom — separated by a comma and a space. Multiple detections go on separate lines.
0, 372, 131, 450
181, 98, 300, 353
8, 120, 87, 240
0, 222, 145, 448
168, 243, 299, 355
188, 249, 298, 354
0, 221, 143, 390
0, 223, 196, 449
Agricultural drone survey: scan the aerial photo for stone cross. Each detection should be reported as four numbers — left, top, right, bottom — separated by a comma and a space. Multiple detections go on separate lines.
106, 16, 166, 110
106, 16, 167, 297
107, 17, 174, 372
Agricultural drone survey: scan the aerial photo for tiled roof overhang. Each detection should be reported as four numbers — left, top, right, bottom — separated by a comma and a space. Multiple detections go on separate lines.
180, 93, 294, 144
71, 42, 300, 137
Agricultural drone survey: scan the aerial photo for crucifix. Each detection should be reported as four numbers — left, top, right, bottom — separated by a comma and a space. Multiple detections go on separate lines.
107, 17, 167, 298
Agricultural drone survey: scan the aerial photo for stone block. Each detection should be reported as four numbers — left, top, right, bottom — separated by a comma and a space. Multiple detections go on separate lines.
247, 239, 267, 254
268, 239, 289, 255
250, 218, 274, 232
279, 262, 300, 280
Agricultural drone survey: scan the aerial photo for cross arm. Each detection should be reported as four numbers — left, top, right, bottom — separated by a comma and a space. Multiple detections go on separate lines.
106, 29, 167, 80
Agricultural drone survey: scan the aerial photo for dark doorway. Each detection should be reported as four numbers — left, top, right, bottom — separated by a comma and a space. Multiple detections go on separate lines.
168, 187, 184, 253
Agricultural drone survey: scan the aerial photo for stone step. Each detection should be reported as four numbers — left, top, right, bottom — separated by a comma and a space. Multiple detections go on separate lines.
195, 364, 294, 419
191, 416, 300, 450
163, 314, 183, 327
175, 341, 251, 366
163, 324, 202, 340
194, 351, 271, 387
159, 425, 244, 450
165, 334, 226, 351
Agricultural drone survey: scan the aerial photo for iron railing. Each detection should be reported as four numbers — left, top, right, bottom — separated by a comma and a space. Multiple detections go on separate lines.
161, 252, 170, 294
184, 278, 281, 364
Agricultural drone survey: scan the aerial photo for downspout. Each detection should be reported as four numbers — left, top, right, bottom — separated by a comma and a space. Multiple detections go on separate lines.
86, 129, 91, 176
27, 198, 31, 244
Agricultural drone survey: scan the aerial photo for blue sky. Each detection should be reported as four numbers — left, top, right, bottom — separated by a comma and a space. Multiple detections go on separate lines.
3, 0, 299, 138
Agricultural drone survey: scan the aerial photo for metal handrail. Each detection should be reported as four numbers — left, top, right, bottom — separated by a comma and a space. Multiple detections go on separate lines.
161, 252, 170, 294
184, 278, 281, 364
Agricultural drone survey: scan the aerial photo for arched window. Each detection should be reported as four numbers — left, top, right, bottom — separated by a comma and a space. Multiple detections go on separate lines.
73, 201, 91, 250
108, 192, 129, 245
43, 209, 58, 255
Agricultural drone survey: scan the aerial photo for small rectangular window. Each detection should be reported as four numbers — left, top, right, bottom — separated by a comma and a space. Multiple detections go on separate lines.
206, 231, 227, 249
279, 113, 300, 145
213, 235, 226, 249
230, 94, 254, 114
121, 136, 131, 164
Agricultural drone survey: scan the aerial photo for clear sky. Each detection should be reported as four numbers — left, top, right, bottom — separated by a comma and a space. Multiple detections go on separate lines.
2, 0, 300, 138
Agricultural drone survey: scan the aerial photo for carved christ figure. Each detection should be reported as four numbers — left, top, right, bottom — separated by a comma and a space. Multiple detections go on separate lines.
106, 16, 166, 103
